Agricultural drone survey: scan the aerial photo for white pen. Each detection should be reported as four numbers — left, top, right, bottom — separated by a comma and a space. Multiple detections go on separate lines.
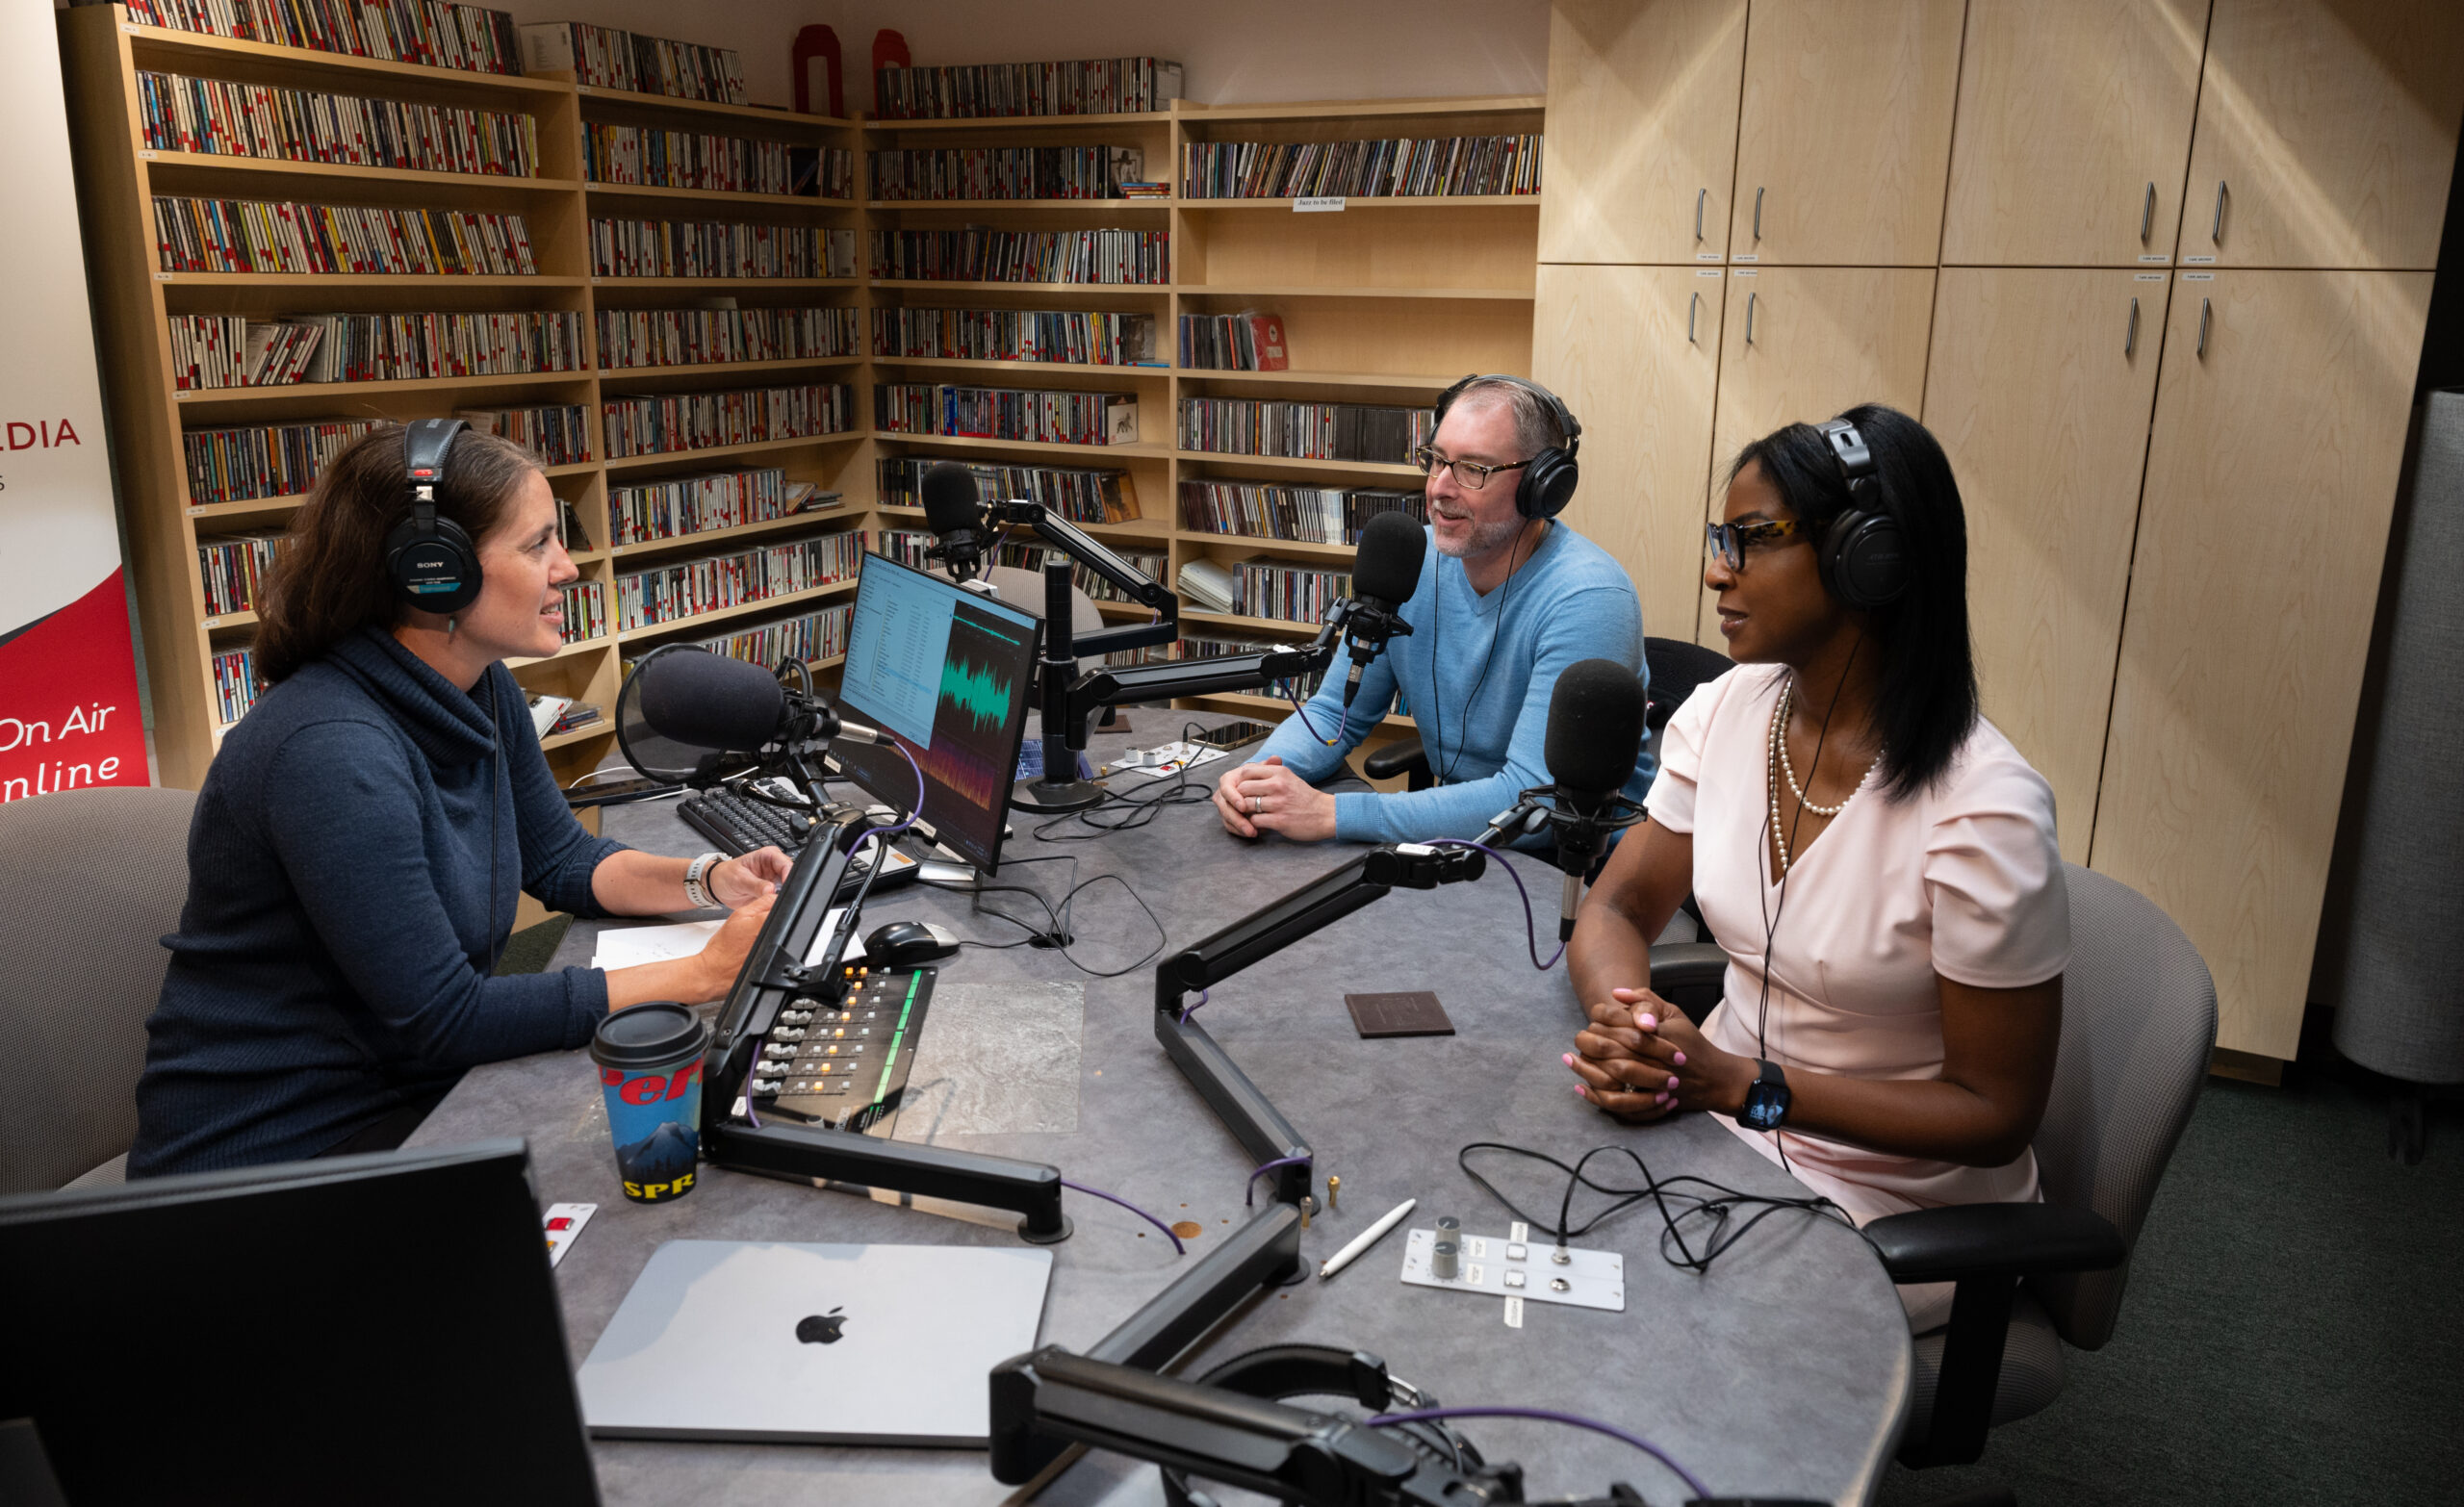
1319, 1197, 1416, 1280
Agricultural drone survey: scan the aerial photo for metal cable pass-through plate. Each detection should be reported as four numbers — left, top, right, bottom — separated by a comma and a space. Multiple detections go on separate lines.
1399, 1228, 1625, 1312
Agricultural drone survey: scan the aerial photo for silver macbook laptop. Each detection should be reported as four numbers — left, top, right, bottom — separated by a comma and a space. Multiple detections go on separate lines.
576, 1239, 1053, 1444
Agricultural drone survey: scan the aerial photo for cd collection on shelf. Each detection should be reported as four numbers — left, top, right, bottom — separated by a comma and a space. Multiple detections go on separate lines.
195, 530, 289, 616
588, 219, 857, 280
995, 540, 1167, 604
876, 457, 1139, 524
557, 579, 607, 644
582, 125, 853, 199
518, 21, 746, 104
872, 57, 1183, 121
870, 227, 1168, 285
596, 306, 858, 370
1178, 311, 1290, 371
614, 527, 866, 629
1181, 135, 1544, 198
462, 403, 591, 465
1178, 634, 1331, 698
875, 383, 1138, 446
212, 646, 263, 727
601, 383, 854, 459
138, 73, 538, 177
654, 599, 856, 669
124, 0, 523, 75
1178, 397, 1434, 465
873, 306, 1155, 366
607, 466, 791, 547
868, 145, 1136, 202
168, 310, 583, 391
871, 528, 934, 571
1175, 557, 1235, 612
153, 197, 537, 275
1179, 480, 1425, 545
183, 417, 381, 505
1234, 559, 1352, 622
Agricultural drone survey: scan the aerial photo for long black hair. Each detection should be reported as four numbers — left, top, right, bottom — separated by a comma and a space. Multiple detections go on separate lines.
1727, 403, 1977, 801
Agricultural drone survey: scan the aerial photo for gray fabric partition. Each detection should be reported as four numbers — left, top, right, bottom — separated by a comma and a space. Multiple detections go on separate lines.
0, 785, 197, 1194
2330, 388, 2464, 1084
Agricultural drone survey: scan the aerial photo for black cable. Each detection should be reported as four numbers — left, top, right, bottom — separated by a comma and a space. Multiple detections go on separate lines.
1028, 720, 1214, 842
918, 856, 1173, 980
1456, 1140, 1862, 1277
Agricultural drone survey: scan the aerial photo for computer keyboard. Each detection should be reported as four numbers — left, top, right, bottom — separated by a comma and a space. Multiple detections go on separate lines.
678, 783, 921, 898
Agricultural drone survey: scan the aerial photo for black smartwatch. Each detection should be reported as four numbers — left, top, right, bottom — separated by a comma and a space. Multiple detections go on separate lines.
1735, 1058, 1791, 1132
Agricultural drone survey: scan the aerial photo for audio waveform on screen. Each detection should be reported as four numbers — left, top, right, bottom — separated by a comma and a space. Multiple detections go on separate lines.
937, 656, 1016, 732
910, 731, 1010, 812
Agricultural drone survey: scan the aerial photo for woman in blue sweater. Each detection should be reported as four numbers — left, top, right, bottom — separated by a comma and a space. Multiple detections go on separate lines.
132, 422, 786, 1176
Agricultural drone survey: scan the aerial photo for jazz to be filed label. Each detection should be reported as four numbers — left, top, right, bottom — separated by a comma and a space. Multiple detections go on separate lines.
1294, 196, 1346, 213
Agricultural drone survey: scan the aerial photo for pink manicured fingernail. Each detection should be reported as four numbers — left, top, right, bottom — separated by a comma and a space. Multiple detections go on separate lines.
1666, 1075, 1680, 1090
1637, 1014, 1656, 1030
1562, 1053, 1576, 1066
1673, 1051, 1687, 1066
1656, 1092, 1673, 1107
1575, 1085, 1589, 1098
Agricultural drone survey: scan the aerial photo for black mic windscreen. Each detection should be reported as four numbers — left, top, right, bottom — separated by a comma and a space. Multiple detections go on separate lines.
1544, 658, 1648, 807
638, 650, 787, 752
920, 461, 983, 538
1353, 510, 1426, 606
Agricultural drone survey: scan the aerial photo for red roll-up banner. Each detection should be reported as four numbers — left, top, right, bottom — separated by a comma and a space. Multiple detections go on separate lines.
1, 5, 149, 804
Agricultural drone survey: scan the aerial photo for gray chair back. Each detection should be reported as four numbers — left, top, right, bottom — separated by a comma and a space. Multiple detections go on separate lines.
974, 564, 1107, 676
2027, 862, 2218, 1348
0, 785, 197, 1194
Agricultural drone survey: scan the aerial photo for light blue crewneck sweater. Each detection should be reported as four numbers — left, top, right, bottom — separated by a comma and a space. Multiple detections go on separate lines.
1248, 521, 1652, 844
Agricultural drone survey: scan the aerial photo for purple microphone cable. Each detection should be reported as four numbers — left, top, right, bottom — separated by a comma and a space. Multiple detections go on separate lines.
1424, 838, 1564, 971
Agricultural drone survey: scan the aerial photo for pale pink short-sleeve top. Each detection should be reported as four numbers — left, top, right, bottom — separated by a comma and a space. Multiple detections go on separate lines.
1645, 665, 2070, 1225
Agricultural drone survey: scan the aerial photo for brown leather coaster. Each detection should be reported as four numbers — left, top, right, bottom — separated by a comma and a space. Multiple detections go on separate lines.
1345, 991, 1454, 1038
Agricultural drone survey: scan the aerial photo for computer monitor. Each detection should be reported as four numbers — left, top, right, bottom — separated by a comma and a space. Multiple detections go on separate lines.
0, 1140, 598, 1506
832, 551, 1040, 873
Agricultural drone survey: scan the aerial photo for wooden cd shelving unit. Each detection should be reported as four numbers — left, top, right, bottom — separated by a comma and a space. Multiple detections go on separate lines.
64, 0, 1540, 785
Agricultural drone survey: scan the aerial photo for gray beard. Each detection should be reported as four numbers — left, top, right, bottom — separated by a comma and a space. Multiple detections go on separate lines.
1432, 511, 1527, 560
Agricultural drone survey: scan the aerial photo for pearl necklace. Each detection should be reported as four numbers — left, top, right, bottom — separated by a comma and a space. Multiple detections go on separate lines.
1766, 679, 1882, 877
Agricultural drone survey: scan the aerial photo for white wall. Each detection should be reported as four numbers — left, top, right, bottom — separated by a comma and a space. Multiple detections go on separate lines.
826, 0, 1549, 108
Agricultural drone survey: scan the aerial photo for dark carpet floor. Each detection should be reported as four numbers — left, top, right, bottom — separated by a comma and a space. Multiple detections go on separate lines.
1876, 1064, 2463, 1506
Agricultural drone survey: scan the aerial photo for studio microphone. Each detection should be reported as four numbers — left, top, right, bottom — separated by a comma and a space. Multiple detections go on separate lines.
1538, 658, 1649, 940
638, 650, 892, 753
1340, 510, 1426, 708
920, 460, 990, 581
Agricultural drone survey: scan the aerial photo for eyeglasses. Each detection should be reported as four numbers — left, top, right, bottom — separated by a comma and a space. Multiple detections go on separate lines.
1410, 445, 1532, 493
1705, 518, 1803, 571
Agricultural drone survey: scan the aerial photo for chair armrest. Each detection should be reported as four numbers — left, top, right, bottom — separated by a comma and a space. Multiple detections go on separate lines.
1863, 1203, 2124, 1286
1646, 942, 1728, 1025
1360, 735, 1425, 782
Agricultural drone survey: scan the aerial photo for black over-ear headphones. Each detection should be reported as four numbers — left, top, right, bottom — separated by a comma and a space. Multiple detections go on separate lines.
1814, 417, 1910, 611
1432, 373, 1582, 521
1157, 1344, 1481, 1507
385, 418, 484, 615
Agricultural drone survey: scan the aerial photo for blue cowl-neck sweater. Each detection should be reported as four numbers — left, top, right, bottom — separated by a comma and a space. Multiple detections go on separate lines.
131, 627, 624, 1176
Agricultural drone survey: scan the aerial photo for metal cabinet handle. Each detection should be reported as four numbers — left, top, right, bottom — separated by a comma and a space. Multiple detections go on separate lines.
1688, 290, 1701, 343
2196, 296, 2211, 358
2141, 182, 2156, 243
2126, 296, 2139, 356
1754, 186, 1764, 241
1746, 291, 1758, 344
2212, 181, 2227, 242
1696, 188, 1707, 242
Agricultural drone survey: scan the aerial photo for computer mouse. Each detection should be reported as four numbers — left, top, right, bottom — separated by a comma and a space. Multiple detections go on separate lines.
862, 920, 961, 969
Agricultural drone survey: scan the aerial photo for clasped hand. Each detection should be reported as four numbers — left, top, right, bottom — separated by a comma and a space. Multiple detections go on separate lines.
1212, 755, 1336, 842
1566, 987, 1749, 1122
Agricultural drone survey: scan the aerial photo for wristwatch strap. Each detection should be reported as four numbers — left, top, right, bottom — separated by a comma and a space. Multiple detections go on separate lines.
683, 851, 725, 909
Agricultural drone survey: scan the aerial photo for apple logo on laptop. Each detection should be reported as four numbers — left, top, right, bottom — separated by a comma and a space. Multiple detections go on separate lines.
796, 1308, 847, 1344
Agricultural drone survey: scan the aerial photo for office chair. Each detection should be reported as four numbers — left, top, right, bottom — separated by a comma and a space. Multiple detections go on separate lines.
1651, 863, 2218, 1490
0, 785, 198, 1194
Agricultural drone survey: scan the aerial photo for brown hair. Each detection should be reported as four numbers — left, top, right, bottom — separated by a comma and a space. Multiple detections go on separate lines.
254, 423, 543, 683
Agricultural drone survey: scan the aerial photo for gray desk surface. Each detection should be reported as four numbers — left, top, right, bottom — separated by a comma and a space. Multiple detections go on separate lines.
412, 716, 1911, 1505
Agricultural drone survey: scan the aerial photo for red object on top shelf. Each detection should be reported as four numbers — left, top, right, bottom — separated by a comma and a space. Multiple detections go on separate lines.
791, 26, 843, 119
871, 30, 911, 115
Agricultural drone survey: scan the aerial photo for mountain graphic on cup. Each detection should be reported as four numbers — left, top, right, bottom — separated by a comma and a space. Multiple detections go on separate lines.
613, 1121, 699, 1187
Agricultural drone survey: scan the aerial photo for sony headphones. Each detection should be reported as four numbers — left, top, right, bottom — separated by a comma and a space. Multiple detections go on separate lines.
1813, 417, 1910, 612
385, 417, 484, 615
1432, 373, 1582, 521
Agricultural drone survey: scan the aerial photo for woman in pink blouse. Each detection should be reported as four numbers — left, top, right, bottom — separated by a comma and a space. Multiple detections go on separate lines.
1563, 405, 2068, 1332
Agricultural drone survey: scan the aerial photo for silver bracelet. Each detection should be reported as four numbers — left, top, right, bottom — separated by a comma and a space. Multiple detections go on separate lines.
683, 851, 725, 909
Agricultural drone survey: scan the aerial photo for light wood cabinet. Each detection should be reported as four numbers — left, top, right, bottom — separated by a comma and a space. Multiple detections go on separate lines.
1728, 0, 1964, 267
2181, 0, 2464, 269
1532, 266, 1727, 639
1939, 0, 2210, 268
1537, 0, 1747, 266
1922, 268, 2170, 861
2092, 269, 2433, 1059
1695, 267, 1938, 642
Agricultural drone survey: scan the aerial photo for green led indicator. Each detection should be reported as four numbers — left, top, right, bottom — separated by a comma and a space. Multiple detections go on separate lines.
872, 973, 923, 1102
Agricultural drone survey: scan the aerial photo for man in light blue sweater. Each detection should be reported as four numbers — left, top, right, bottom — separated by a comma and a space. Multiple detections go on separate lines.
1214, 376, 1651, 846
